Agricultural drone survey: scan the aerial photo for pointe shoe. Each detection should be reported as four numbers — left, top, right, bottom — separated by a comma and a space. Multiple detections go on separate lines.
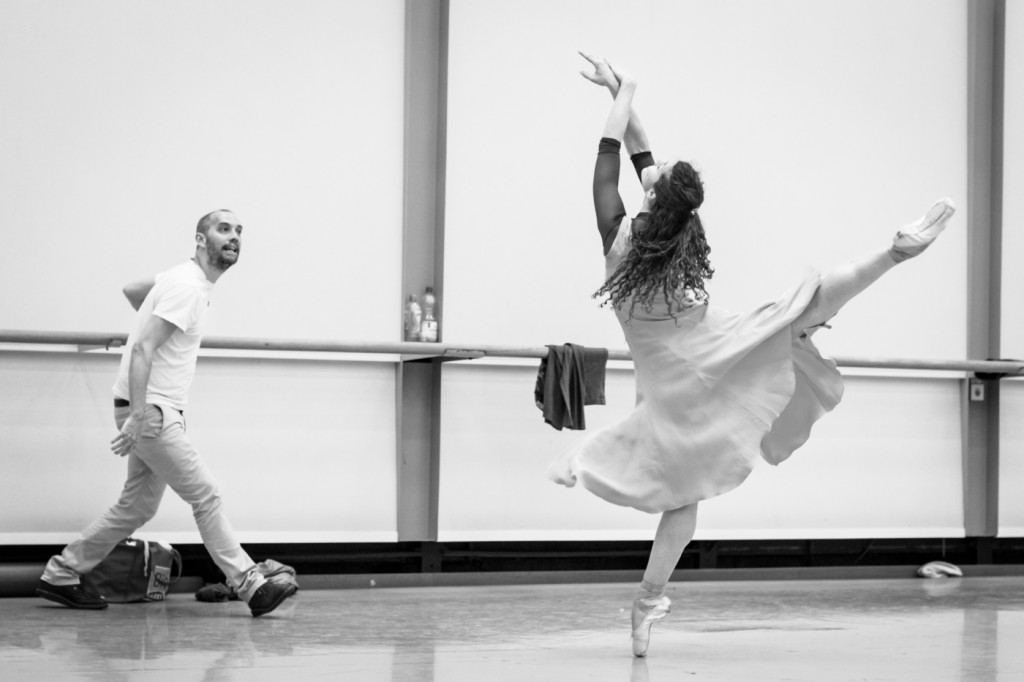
631, 594, 671, 657
891, 198, 956, 260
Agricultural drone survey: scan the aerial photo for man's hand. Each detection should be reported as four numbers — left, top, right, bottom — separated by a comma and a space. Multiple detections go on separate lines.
579, 51, 620, 92
111, 413, 142, 457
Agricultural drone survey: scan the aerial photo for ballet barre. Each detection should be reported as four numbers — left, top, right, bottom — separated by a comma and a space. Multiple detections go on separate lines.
1, 329, 1022, 377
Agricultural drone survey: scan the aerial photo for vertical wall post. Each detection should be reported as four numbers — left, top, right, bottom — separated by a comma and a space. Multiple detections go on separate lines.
962, 0, 1004, 540
397, 0, 448, 542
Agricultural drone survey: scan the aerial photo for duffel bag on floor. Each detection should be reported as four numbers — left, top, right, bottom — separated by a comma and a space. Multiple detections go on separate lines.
81, 537, 182, 603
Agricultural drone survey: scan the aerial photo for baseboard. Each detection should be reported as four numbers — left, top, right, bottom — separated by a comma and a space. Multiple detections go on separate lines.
6, 563, 1024, 598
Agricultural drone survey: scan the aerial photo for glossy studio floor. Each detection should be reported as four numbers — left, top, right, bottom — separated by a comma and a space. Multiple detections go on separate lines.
1, 575, 1023, 681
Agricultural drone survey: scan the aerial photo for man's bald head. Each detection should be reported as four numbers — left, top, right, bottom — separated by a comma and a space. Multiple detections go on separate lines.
196, 209, 236, 236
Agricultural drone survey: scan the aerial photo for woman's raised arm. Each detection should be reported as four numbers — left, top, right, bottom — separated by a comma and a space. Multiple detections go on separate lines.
586, 58, 637, 252
579, 51, 652, 181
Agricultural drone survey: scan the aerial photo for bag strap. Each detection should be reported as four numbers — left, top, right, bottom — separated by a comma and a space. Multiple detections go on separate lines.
169, 548, 183, 584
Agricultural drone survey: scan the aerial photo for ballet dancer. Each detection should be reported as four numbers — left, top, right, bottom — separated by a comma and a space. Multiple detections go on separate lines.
548, 53, 956, 657
37, 210, 296, 617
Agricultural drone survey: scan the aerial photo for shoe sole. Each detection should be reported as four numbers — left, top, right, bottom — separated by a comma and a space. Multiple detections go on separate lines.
250, 583, 298, 617
35, 587, 108, 610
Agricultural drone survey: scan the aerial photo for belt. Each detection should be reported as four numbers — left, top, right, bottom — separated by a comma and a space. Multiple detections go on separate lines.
113, 398, 183, 415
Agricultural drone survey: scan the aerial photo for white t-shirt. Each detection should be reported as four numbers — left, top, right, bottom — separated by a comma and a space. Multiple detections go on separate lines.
113, 260, 214, 410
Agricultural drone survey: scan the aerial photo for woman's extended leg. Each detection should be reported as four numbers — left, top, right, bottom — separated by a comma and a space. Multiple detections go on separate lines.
632, 503, 698, 657
792, 198, 955, 332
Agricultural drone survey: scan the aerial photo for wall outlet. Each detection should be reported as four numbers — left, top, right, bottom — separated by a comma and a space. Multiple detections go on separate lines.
969, 381, 986, 402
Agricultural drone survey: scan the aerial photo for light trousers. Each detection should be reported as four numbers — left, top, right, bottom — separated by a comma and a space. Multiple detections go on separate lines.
42, 404, 265, 602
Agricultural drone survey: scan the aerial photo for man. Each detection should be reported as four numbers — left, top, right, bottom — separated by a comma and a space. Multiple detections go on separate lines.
37, 209, 295, 617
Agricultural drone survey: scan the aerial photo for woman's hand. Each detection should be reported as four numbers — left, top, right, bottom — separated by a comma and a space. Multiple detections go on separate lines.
579, 51, 620, 92
582, 53, 649, 158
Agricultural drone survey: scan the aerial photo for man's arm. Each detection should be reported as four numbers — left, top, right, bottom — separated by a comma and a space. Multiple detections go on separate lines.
122, 277, 156, 311
109, 314, 177, 457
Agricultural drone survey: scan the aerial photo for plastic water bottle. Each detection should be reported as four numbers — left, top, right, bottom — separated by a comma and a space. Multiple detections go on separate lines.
419, 287, 438, 342
403, 295, 422, 341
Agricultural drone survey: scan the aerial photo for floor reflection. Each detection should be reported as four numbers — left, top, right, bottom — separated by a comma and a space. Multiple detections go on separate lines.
1, 577, 1023, 681
630, 657, 649, 682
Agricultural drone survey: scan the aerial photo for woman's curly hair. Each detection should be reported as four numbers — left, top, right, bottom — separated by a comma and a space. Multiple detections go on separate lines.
594, 161, 714, 319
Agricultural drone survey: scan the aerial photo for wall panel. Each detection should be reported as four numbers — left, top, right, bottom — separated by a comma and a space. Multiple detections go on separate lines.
999, 381, 1024, 536
438, 362, 964, 540
445, 0, 968, 362
0, 0, 405, 342
0, 351, 398, 544
1001, 1, 1023, 356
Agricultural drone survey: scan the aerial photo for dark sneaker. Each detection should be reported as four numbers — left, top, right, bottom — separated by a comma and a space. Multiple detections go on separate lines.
248, 581, 297, 617
36, 580, 108, 610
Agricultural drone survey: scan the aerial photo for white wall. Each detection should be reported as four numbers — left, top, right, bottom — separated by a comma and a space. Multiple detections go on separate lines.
1, 1, 1010, 545
438, 362, 964, 540
0, 350, 398, 544
1003, 0, 1024, 358
436, 0, 972, 540
444, 0, 968, 362
0, 0, 405, 342
1001, 381, 1024, 536
997, 1, 1023, 537
0, 0, 406, 543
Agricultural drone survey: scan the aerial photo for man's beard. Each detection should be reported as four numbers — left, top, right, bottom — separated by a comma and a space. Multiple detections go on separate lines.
206, 244, 239, 270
